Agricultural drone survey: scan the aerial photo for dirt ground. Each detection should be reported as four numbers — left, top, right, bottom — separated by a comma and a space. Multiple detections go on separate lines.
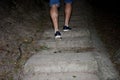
0, 5, 50, 79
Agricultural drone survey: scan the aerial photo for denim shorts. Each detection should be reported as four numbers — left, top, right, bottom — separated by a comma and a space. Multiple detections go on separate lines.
49, 0, 73, 6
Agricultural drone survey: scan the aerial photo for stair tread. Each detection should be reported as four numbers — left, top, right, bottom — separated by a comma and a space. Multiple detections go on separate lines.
24, 72, 99, 80
24, 52, 98, 73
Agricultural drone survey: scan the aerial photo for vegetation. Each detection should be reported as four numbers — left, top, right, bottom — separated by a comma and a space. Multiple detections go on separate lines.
0, 0, 49, 79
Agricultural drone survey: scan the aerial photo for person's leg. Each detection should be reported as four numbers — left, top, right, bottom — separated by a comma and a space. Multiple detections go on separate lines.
64, 3, 72, 27
63, 0, 73, 31
50, 5, 59, 32
49, 0, 60, 32
49, 0, 61, 39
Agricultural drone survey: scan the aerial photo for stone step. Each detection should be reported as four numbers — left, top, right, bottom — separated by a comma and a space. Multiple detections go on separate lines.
59, 21, 88, 27
49, 22, 87, 27
59, 10, 84, 16
59, 10, 82, 15
24, 72, 99, 80
59, 16, 85, 22
42, 28, 90, 38
24, 52, 98, 74
59, 8, 87, 15
38, 37, 92, 49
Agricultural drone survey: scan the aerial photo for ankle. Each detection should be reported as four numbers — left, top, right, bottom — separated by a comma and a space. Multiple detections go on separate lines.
65, 25, 69, 27
55, 29, 59, 33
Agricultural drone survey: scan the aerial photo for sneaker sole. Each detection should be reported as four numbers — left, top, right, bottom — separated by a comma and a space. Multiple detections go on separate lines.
55, 36, 62, 40
63, 29, 71, 31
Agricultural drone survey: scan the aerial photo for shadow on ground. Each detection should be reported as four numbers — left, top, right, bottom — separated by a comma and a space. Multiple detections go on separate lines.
87, 0, 120, 75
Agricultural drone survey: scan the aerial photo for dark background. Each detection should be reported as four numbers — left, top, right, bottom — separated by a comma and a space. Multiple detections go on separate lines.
88, 0, 120, 73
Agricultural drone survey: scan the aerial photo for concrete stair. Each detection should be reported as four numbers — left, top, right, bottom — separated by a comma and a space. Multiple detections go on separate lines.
24, 72, 99, 80
38, 28, 92, 50
23, 0, 119, 80
23, 0, 99, 79
24, 51, 97, 73
38, 37, 92, 50
59, 16, 85, 22
42, 28, 90, 38
24, 51, 98, 80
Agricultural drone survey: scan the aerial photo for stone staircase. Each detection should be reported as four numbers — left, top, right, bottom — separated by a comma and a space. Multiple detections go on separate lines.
23, 0, 119, 80
38, 28, 92, 50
